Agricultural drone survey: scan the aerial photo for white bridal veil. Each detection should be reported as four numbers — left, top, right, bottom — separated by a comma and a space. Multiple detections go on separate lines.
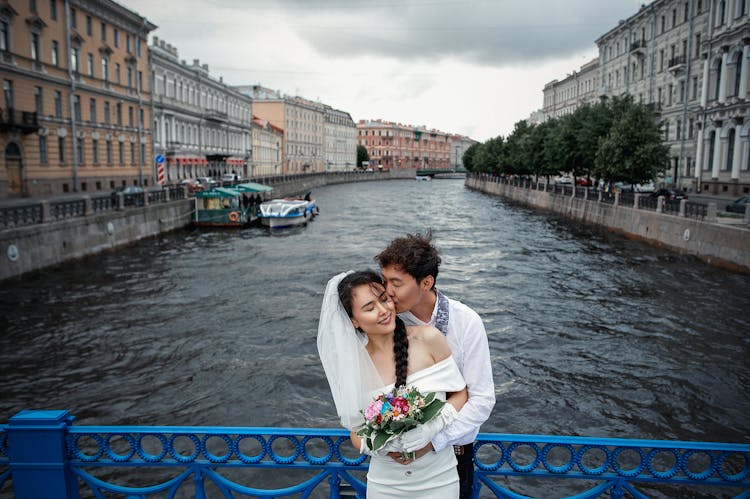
317, 271, 385, 430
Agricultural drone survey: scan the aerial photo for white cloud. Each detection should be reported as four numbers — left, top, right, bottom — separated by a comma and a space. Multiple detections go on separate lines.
128, 0, 650, 141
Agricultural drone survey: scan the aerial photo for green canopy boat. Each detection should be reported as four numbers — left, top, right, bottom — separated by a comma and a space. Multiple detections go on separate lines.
193, 183, 273, 227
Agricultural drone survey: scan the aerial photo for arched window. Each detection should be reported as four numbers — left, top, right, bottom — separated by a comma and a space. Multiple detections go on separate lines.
715, 58, 723, 100
717, 0, 726, 25
707, 130, 716, 170
734, 51, 743, 96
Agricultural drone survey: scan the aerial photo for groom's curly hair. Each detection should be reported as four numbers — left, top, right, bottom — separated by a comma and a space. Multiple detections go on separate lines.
338, 270, 409, 387
374, 231, 440, 289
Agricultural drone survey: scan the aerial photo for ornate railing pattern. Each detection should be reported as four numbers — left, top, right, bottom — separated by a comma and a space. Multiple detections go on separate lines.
1, 411, 748, 498
685, 201, 708, 220
0, 204, 42, 229
49, 199, 86, 220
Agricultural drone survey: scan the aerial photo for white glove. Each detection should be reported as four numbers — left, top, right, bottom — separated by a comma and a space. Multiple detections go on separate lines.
359, 436, 402, 457
400, 403, 459, 453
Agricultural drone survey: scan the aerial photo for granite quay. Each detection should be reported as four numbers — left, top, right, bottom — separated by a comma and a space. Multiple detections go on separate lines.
1, 410, 748, 498
466, 173, 750, 273
0, 170, 413, 281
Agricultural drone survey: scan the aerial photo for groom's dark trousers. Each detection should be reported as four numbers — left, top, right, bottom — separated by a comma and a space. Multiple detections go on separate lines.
454, 443, 474, 499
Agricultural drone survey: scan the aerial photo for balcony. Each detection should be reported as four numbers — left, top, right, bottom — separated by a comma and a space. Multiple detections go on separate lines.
668, 55, 686, 75
0, 109, 39, 134
204, 109, 228, 123
630, 39, 647, 56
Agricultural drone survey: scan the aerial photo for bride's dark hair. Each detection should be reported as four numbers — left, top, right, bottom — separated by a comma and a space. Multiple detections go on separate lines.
338, 270, 409, 387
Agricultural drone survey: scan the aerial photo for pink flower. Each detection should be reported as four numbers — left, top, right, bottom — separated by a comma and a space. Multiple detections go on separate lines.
365, 400, 383, 421
392, 397, 410, 414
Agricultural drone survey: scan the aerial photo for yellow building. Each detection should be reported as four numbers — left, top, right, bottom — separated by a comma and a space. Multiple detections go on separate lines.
0, 0, 156, 198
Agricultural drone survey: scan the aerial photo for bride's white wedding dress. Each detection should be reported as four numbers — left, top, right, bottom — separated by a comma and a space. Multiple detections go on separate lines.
365, 356, 466, 498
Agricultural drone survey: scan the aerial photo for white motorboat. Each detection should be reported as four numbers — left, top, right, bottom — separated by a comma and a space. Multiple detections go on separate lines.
258, 197, 318, 228
415, 175, 432, 181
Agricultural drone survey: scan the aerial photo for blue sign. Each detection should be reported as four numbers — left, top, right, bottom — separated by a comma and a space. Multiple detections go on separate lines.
155, 154, 165, 164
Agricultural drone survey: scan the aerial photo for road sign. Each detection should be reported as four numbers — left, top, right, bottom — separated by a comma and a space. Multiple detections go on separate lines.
155, 154, 165, 164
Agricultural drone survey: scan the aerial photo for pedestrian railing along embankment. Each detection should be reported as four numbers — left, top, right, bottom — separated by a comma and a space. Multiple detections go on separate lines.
0, 185, 186, 230
1, 411, 748, 498
0, 171, 395, 231
476, 174, 738, 224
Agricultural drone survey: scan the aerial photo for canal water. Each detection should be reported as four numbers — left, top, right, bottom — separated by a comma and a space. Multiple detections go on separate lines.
1, 178, 748, 495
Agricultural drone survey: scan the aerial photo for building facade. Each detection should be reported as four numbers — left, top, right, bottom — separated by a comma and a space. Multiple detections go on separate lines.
1, 0, 155, 198
356, 119, 452, 170
236, 85, 326, 174
323, 106, 356, 171
595, 0, 749, 194
150, 37, 252, 182
251, 116, 282, 176
542, 58, 599, 121
449, 135, 477, 169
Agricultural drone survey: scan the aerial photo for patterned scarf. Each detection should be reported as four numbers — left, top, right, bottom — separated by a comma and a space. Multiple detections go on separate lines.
435, 290, 450, 336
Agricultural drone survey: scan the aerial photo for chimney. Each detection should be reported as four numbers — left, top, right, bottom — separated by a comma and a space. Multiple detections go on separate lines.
193, 59, 200, 66
152, 35, 159, 45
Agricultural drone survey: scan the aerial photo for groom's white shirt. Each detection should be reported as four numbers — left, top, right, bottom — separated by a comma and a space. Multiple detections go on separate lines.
399, 294, 495, 452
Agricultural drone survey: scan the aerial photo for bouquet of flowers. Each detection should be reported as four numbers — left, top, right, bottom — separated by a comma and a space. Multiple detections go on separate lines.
357, 385, 445, 459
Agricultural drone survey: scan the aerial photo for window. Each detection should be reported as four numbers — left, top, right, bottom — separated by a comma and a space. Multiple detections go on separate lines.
87, 53, 93, 76
717, 0, 726, 25
118, 141, 124, 164
31, 32, 40, 61
3, 79, 12, 109
127, 66, 132, 88
106, 139, 112, 164
725, 129, 735, 170
76, 137, 84, 164
115, 63, 120, 83
116, 103, 121, 125
101, 57, 108, 81
136, 37, 141, 57
689, 119, 694, 138
128, 106, 133, 127
69, 7, 76, 29
34, 86, 42, 114
734, 52, 743, 96
51, 40, 59, 66
73, 94, 81, 121
49, 0, 57, 21
126, 34, 131, 53
137, 71, 142, 92
672, 8, 677, 27
130, 142, 135, 164
86, 15, 91, 36
140, 143, 145, 164
661, 15, 665, 33
54, 90, 62, 117
89, 98, 96, 122
104, 101, 110, 124
679, 80, 685, 102
0, 20, 8, 51
684, 2, 689, 22
39, 135, 48, 164
101, 22, 106, 41
58, 136, 65, 163
715, 59, 722, 100
71, 47, 79, 72
138, 108, 144, 128
92, 138, 99, 164
660, 49, 665, 71
677, 119, 682, 140
664, 121, 670, 141
113, 29, 119, 48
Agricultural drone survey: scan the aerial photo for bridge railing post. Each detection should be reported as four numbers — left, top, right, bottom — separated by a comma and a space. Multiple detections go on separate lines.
7, 410, 79, 499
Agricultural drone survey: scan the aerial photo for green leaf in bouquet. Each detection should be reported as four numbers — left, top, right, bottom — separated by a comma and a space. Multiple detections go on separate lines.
418, 398, 445, 422
423, 392, 436, 404
373, 431, 391, 450
389, 420, 407, 431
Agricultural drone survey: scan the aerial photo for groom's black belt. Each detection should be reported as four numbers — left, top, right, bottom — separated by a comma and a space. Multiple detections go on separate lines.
453, 444, 472, 456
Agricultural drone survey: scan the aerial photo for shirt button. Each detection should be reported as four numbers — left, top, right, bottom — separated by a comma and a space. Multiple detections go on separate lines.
405, 470, 412, 477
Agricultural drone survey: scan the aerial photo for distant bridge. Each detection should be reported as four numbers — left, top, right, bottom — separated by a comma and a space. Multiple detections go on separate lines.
416, 168, 468, 177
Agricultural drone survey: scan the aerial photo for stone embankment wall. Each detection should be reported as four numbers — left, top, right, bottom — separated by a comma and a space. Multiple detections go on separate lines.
466, 175, 750, 273
0, 170, 415, 281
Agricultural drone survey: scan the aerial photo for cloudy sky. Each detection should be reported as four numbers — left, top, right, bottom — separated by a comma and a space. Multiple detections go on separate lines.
126, 0, 649, 142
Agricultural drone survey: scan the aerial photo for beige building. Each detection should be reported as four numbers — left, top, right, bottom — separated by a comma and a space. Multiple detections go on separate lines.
324, 106, 356, 171
150, 37, 253, 182
251, 116, 282, 176
595, 0, 749, 194
449, 134, 477, 169
357, 119, 452, 170
542, 58, 599, 121
0, 0, 156, 198
235, 85, 326, 174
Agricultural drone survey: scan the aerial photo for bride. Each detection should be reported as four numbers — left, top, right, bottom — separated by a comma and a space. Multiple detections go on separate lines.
318, 270, 468, 498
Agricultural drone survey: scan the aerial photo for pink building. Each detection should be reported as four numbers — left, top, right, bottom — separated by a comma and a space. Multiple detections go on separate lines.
356, 119, 451, 170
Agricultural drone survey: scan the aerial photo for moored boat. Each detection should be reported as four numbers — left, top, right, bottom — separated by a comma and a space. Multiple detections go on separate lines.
258, 195, 318, 228
193, 182, 273, 227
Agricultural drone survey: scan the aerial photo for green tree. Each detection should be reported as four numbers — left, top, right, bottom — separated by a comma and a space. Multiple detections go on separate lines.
595, 103, 669, 184
356, 145, 370, 168
463, 143, 480, 171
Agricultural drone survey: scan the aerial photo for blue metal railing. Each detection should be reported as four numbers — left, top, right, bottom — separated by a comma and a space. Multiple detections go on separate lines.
1, 410, 748, 498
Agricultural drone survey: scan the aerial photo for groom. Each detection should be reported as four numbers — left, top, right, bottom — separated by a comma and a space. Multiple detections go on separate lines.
375, 232, 495, 499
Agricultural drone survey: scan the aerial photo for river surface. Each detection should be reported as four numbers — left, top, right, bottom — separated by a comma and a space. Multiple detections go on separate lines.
1, 178, 748, 496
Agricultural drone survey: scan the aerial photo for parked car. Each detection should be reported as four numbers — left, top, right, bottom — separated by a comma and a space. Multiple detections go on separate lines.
196, 177, 218, 190
633, 182, 656, 193
725, 195, 750, 213
554, 175, 573, 185
649, 188, 687, 200
180, 178, 203, 193
115, 186, 144, 195
221, 173, 239, 183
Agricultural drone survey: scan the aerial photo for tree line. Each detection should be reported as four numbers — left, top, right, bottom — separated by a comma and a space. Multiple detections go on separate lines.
463, 96, 670, 186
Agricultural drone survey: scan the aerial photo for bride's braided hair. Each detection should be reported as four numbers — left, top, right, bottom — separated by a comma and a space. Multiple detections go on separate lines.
338, 270, 409, 387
